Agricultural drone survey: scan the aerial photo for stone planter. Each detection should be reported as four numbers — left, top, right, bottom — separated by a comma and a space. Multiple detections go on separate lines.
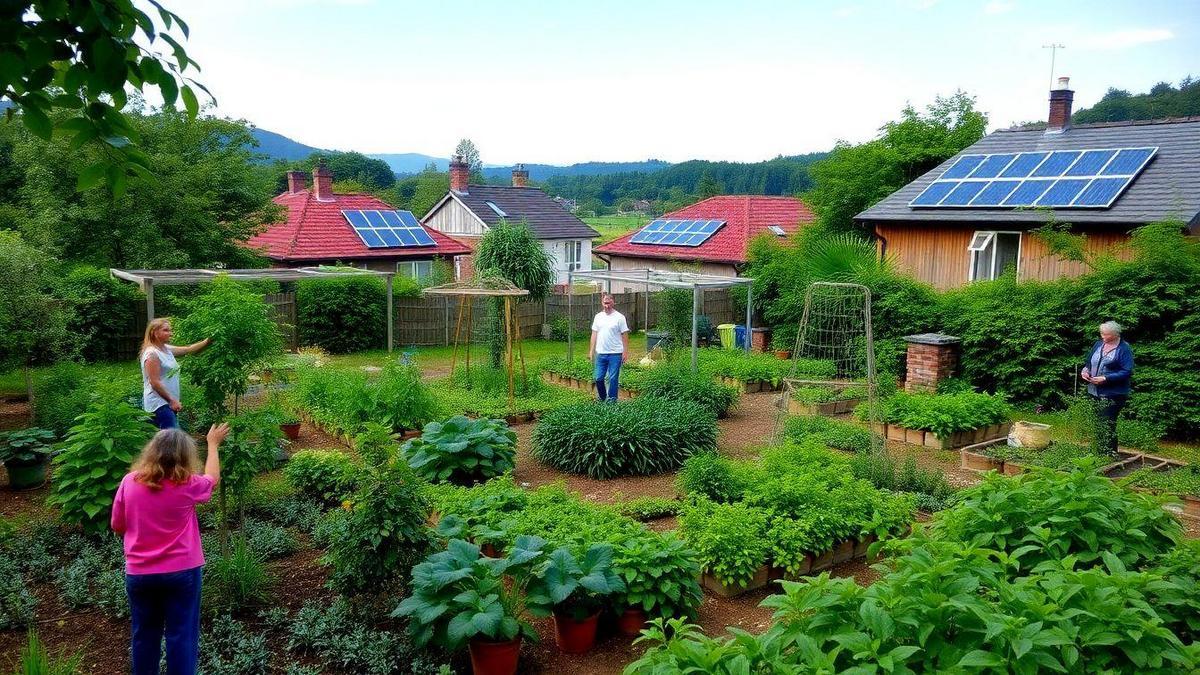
701, 565, 771, 598
961, 449, 1003, 473
904, 428, 926, 445
831, 538, 856, 564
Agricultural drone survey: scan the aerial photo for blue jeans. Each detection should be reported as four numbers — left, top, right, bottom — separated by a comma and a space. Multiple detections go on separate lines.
594, 353, 623, 402
126, 566, 203, 675
151, 405, 178, 430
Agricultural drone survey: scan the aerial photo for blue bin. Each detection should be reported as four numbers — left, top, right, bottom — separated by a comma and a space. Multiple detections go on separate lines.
734, 325, 747, 349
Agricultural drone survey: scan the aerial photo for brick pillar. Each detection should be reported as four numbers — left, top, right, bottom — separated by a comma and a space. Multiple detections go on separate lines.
751, 328, 769, 353
903, 333, 961, 393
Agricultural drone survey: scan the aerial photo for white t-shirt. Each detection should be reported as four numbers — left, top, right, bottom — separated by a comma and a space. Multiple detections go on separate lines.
141, 346, 181, 412
591, 310, 629, 354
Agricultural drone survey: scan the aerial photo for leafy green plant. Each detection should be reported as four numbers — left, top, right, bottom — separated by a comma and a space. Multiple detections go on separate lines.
0, 428, 55, 464
296, 275, 387, 353
395, 537, 548, 649
0, 555, 36, 630
526, 544, 624, 620
770, 326, 797, 352
56, 536, 127, 618
616, 496, 681, 521
1127, 465, 1200, 497
783, 414, 872, 453
215, 410, 283, 546
766, 516, 822, 576
10, 630, 83, 675
532, 398, 717, 479
242, 518, 299, 560
678, 499, 769, 587
655, 288, 694, 350
871, 390, 1012, 437
283, 449, 359, 504
639, 361, 739, 417
676, 452, 746, 503
203, 537, 271, 614
290, 362, 437, 436
29, 363, 93, 437
49, 393, 155, 534
402, 415, 516, 483
612, 532, 704, 619
320, 452, 432, 595
198, 615, 271, 675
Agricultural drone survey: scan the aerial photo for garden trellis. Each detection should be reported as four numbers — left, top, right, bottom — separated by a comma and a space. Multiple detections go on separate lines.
109, 267, 401, 352
565, 269, 755, 373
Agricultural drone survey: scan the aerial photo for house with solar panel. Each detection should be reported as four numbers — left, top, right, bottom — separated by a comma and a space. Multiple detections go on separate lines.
246, 162, 471, 278
857, 77, 1200, 290
593, 195, 814, 282
420, 159, 599, 284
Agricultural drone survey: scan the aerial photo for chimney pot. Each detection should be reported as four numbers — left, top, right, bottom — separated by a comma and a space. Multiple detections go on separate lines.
1046, 76, 1074, 134
312, 159, 333, 201
511, 163, 529, 188
449, 154, 469, 194
286, 170, 308, 194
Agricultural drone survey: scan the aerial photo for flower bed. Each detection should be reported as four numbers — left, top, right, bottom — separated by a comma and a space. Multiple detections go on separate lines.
863, 390, 1012, 449
676, 442, 915, 597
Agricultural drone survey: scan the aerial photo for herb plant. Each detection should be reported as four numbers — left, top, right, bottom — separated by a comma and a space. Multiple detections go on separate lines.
402, 415, 516, 483
870, 390, 1012, 436
0, 428, 55, 464
526, 544, 625, 620
678, 499, 769, 587
612, 532, 704, 619
283, 449, 359, 504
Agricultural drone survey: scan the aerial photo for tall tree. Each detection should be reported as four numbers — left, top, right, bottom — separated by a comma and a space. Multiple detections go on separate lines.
696, 170, 723, 199
454, 138, 484, 182
474, 221, 553, 368
279, 151, 396, 192
1073, 76, 1200, 124
804, 91, 987, 236
0, 1, 208, 195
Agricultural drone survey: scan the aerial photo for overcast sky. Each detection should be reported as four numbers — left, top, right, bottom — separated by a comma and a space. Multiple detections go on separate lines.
174, 0, 1197, 165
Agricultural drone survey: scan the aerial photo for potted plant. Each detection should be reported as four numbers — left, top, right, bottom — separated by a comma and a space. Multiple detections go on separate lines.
395, 537, 547, 675
279, 409, 302, 441
526, 544, 624, 654
0, 428, 56, 490
771, 328, 794, 360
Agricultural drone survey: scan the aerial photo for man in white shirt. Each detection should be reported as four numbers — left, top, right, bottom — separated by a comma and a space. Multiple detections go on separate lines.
588, 293, 630, 401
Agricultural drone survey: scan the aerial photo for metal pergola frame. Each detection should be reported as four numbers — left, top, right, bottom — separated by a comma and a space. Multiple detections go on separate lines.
111, 266, 399, 352
566, 269, 754, 372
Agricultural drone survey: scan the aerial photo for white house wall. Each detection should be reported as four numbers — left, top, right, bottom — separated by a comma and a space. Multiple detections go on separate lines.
543, 238, 592, 284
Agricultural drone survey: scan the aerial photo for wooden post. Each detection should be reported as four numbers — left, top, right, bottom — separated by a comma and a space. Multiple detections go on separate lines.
744, 283, 752, 354
567, 272, 574, 361
691, 286, 700, 373
450, 296, 466, 377
505, 297, 515, 414
145, 279, 155, 323
386, 274, 394, 353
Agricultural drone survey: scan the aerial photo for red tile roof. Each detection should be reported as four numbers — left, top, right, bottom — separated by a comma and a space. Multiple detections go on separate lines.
246, 190, 472, 261
594, 195, 813, 265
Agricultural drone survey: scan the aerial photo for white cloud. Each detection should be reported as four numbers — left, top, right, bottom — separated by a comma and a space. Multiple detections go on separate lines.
983, 1, 1015, 15
834, 6, 861, 18
1077, 28, 1174, 50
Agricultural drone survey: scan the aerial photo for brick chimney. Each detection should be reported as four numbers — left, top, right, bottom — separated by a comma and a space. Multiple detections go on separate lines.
511, 164, 529, 188
312, 160, 333, 201
286, 170, 308, 194
449, 155, 469, 194
1047, 76, 1073, 134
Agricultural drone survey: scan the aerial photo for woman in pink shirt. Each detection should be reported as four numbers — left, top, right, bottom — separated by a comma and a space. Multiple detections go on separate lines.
112, 423, 228, 675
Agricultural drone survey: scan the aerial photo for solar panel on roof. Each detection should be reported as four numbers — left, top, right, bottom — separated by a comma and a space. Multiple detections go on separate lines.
341, 209, 437, 249
908, 147, 1156, 209
629, 219, 726, 247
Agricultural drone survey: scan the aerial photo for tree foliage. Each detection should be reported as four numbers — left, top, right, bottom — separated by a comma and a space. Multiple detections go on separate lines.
804, 91, 987, 235
275, 151, 396, 192
0, 231, 72, 380
0, 0, 208, 195
1073, 76, 1200, 124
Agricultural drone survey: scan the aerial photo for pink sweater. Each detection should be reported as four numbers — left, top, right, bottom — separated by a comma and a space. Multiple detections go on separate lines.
111, 472, 215, 575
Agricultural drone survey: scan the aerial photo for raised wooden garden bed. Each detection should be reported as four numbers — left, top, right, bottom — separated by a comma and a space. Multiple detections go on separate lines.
717, 376, 782, 394
884, 421, 1012, 450
702, 535, 876, 598
540, 372, 638, 399
787, 398, 862, 416
700, 565, 771, 598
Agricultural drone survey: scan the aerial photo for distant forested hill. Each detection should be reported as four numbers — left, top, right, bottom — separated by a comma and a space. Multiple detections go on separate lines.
541, 153, 827, 211
250, 128, 323, 161
1073, 77, 1199, 124
482, 160, 671, 182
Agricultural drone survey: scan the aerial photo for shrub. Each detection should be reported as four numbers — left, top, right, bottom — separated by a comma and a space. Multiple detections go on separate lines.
203, 537, 272, 614
284, 449, 359, 504
58, 265, 140, 362
30, 362, 93, 437
296, 275, 387, 354
290, 362, 437, 435
0, 555, 36, 630
401, 415, 516, 483
320, 454, 432, 594
432, 373, 587, 418
287, 597, 446, 674
676, 452, 746, 503
678, 499, 769, 587
250, 494, 323, 533
639, 361, 739, 417
532, 398, 718, 479
199, 615, 271, 675
50, 393, 155, 534
783, 415, 872, 453
612, 531, 703, 619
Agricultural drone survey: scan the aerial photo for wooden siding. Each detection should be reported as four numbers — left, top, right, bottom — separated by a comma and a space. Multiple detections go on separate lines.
876, 222, 1132, 290
425, 197, 488, 236
605, 255, 738, 290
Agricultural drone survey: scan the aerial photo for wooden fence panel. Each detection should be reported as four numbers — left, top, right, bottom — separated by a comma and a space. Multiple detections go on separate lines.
264, 292, 299, 351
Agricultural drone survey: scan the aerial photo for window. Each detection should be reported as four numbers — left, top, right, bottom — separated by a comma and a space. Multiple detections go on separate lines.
968, 231, 1021, 281
485, 201, 507, 217
397, 260, 433, 280
454, 256, 462, 281
768, 225, 786, 236
563, 240, 583, 271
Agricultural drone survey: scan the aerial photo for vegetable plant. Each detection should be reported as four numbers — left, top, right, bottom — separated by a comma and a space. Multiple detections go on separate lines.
677, 452, 746, 503
678, 499, 769, 587
612, 532, 703, 619
532, 398, 717, 479
283, 449, 358, 504
49, 393, 154, 534
783, 415, 872, 453
867, 390, 1012, 436
402, 415, 516, 484
0, 428, 55, 465
1128, 465, 1200, 497
639, 361, 739, 417
290, 362, 437, 436
526, 544, 625, 620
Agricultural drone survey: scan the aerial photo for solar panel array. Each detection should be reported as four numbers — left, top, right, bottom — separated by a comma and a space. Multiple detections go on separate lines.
629, 219, 725, 247
909, 147, 1157, 209
342, 210, 437, 248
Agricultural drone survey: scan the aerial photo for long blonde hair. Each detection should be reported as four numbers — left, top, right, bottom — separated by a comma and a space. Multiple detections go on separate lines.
132, 429, 200, 489
142, 318, 171, 355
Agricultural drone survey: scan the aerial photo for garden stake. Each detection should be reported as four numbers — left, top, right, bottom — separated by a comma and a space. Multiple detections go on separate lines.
450, 295, 466, 378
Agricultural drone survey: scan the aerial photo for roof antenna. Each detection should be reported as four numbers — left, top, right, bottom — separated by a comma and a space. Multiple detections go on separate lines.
1042, 43, 1065, 92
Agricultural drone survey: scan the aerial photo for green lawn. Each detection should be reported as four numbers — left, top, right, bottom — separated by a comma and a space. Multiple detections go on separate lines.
582, 215, 648, 245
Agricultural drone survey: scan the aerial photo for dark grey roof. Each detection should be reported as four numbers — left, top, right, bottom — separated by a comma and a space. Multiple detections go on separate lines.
455, 185, 599, 239
856, 117, 1200, 228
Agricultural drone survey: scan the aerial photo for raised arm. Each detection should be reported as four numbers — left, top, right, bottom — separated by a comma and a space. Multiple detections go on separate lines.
205, 423, 230, 484
170, 338, 212, 357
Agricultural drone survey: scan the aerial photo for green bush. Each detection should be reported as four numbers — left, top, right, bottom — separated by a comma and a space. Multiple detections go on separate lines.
296, 275, 387, 354
639, 361, 739, 417
613, 531, 703, 619
532, 398, 717, 478
30, 362, 93, 437
204, 537, 272, 614
58, 265, 140, 363
869, 390, 1011, 437
287, 597, 447, 675
676, 452, 746, 503
283, 449, 359, 504
402, 415, 516, 483
290, 361, 436, 435
678, 499, 769, 587
50, 392, 155, 534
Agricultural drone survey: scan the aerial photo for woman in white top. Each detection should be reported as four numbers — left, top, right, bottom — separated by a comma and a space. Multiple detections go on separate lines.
140, 318, 211, 430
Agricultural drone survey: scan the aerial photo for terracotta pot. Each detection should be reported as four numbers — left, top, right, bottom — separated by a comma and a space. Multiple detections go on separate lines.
480, 543, 503, 558
468, 637, 522, 675
280, 422, 301, 441
831, 539, 856, 564
774, 350, 792, 360
616, 607, 649, 636
553, 611, 600, 654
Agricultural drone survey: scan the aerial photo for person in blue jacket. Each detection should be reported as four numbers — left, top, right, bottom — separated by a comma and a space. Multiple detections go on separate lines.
1080, 321, 1134, 456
